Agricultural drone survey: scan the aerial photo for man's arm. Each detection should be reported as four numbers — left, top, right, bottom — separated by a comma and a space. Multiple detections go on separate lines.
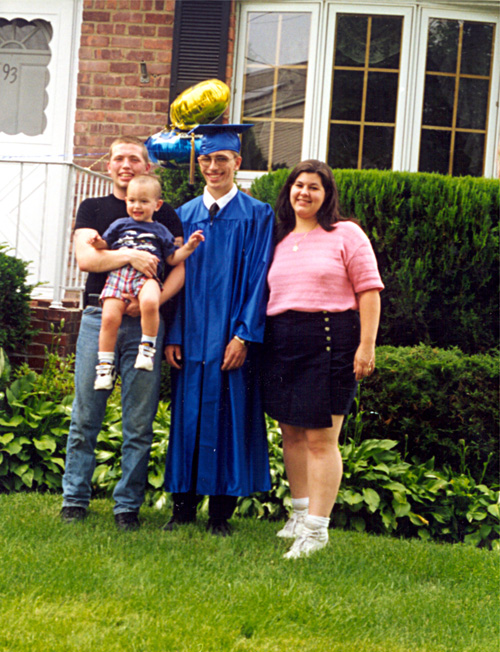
74, 228, 159, 277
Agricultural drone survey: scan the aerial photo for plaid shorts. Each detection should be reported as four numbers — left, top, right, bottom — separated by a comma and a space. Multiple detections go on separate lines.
100, 264, 160, 302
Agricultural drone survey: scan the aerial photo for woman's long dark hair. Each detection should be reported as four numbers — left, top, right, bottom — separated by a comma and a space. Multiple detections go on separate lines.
275, 160, 346, 243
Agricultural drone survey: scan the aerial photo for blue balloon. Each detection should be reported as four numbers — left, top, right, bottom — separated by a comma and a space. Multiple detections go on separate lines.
145, 130, 201, 169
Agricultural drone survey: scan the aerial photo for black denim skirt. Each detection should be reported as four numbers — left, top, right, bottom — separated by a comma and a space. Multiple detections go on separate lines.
262, 310, 360, 429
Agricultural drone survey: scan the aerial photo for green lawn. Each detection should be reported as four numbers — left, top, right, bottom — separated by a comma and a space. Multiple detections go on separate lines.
0, 493, 497, 652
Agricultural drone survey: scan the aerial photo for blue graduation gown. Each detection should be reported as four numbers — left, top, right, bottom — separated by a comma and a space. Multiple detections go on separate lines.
164, 191, 275, 496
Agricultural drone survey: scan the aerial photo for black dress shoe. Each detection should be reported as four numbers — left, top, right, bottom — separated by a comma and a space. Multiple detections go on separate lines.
115, 512, 140, 531
60, 506, 87, 522
207, 518, 232, 537
162, 515, 196, 531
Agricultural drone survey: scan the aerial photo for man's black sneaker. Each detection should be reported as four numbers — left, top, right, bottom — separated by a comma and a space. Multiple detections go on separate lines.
115, 511, 140, 531
60, 506, 87, 523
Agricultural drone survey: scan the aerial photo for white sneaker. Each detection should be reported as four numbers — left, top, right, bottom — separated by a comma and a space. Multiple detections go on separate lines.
283, 526, 329, 559
276, 511, 306, 538
134, 343, 156, 371
94, 362, 116, 390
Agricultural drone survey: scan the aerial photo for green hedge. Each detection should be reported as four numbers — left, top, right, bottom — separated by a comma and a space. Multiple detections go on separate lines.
251, 170, 500, 353
360, 345, 499, 485
0, 243, 36, 355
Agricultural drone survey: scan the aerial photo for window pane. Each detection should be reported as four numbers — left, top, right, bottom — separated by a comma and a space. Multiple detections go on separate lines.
461, 22, 494, 76
278, 13, 311, 65
331, 70, 363, 121
334, 15, 368, 66
365, 72, 398, 123
246, 13, 279, 66
275, 68, 307, 120
241, 121, 270, 171
419, 129, 451, 175
243, 67, 274, 118
422, 75, 455, 127
426, 19, 459, 73
0, 18, 52, 136
362, 126, 394, 169
453, 132, 485, 177
457, 78, 489, 130
328, 124, 360, 169
369, 16, 402, 68
271, 122, 303, 169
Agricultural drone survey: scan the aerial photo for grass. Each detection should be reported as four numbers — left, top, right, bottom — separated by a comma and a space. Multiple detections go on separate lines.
0, 494, 498, 652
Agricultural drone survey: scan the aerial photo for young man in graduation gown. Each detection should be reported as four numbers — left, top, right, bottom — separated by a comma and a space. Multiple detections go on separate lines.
163, 124, 275, 536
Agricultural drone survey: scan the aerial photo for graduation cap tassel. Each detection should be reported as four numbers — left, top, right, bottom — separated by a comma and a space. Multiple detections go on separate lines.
189, 133, 196, 187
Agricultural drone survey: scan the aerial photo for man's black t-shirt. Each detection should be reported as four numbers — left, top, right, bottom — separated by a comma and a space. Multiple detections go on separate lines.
75, 194, 183, 308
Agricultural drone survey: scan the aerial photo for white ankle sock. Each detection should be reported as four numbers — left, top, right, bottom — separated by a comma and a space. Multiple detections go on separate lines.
98, 352, 115, 364
141, 335, 157, 347
304, 515, 330, 531
291, 497, 309, 513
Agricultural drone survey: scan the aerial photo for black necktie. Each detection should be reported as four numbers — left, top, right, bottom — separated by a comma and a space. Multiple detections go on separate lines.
209, 203, 219, 221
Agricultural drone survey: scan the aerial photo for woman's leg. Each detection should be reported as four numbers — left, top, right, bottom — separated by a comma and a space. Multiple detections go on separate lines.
305, 415, 344, 517
280, 422, 309, 499
283, 415, 345, 558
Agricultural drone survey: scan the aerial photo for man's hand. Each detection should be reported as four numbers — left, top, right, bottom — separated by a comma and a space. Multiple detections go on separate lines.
165, 344, 182, 369
123, 248, 159, 278
221, 337, 247, 371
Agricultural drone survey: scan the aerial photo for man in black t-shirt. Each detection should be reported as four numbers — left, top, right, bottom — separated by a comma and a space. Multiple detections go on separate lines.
60, 137, 184, 530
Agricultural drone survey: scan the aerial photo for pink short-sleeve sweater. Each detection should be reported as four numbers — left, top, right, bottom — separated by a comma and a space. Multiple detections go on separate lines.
266, 221, 384, 316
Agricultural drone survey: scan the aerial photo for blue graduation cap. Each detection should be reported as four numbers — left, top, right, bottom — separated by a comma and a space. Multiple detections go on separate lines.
189, 123, 253, 155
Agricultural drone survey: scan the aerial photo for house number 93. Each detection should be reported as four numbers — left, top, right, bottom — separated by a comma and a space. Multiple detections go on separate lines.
2, 64, 18, 83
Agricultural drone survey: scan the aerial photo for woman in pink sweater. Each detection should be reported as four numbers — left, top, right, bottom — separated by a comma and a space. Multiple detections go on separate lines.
263, 160, 384, 559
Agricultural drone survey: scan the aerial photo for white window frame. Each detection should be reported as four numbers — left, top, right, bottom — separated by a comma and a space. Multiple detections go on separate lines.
0, 0, 82, 162
409, 6, 500, 177
232, 1, 322, 187
316, 3, 413, 172
233, 0, 500, 181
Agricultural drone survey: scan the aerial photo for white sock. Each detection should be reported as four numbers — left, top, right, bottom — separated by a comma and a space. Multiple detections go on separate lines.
141, 335, 157, 347
291, 497, 309, 514
304, 515, 330, 531
98, 352, 115, 365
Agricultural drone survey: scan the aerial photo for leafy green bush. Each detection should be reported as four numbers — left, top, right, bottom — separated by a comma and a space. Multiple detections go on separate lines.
334, 437, 499, 549
156, 167, 205, 209
361, 345, 499, 485
251, 170, 500, 352
0, 370, 71, 492
0, 243, 36, 355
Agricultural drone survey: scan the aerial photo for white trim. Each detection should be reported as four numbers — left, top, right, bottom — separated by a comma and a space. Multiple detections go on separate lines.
0, 0, 82, 161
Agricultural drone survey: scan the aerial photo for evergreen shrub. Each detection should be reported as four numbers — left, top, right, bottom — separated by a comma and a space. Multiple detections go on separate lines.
251, 170, 500, 352
156, 167, 205, 209
360, 345, 499, 485
0, 243, 36, 356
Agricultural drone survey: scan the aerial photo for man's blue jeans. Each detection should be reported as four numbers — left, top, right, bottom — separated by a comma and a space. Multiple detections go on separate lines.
62, 306, 164, 514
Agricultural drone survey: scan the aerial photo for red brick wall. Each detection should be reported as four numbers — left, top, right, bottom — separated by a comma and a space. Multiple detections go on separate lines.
11, 300, 82, 371
74, 0, 236, 173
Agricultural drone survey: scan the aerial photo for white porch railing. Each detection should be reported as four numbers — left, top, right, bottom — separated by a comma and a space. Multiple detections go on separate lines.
0, 160, 112, 307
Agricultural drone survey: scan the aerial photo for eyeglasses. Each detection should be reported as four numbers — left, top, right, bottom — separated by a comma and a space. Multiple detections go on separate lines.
198, 155, 237, 167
